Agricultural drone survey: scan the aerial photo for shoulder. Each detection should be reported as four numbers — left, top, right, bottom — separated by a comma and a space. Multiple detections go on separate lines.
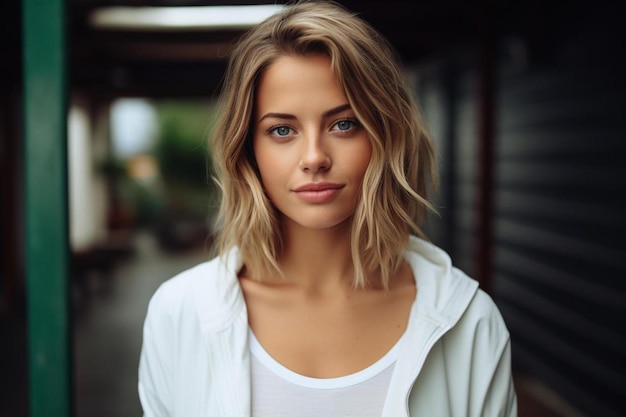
405, 236, 479, 325
460, 288, 510, 338
149, 258, 221, 312
144, 247, 245, 331
438, 287, 511, 368
405, 237, 510, 340
142, 260, 219, 337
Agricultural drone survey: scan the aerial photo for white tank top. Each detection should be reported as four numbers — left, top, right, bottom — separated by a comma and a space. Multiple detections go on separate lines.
249, 329, 405, 417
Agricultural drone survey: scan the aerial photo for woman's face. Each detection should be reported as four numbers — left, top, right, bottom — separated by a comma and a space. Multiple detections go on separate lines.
253, 53, 372, 231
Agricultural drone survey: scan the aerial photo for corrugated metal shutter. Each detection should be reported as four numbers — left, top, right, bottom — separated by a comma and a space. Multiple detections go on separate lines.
416, 10, 625, 416
494, 49, 626, 417
452, 68, 480, 275
417, 60, 480, 276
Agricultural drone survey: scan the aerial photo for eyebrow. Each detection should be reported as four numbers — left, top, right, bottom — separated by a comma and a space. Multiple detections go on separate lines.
258, 103, 352, 123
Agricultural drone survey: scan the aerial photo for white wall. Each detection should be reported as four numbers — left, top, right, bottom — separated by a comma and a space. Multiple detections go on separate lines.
68, 97, 109, 252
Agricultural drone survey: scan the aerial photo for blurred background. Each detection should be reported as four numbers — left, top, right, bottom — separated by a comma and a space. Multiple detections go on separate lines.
1, 0, 624, 416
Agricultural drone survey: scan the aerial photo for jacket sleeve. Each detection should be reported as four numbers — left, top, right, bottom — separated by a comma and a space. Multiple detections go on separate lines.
466, 290, 518, 417
138, 286, 173, 417
480, 333, 517, 416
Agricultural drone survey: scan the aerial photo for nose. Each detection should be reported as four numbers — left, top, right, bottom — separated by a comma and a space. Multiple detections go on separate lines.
300, 133, 331, 173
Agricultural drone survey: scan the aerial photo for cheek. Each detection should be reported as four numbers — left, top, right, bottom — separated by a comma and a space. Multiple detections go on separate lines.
253, 148, 269, 177
253, 143, 285, 190
252, 137, 271, 177
352, 141, 373, 178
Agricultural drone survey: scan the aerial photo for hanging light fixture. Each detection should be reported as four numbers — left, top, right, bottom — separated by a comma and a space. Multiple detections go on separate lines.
89, 4, 287, 31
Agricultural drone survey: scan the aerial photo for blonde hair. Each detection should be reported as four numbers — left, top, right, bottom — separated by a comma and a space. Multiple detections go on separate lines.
211, 0, 437, 288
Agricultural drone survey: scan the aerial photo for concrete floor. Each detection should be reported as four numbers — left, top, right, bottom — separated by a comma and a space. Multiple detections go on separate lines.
73, 231, 210, 417
2, 230, 582, 417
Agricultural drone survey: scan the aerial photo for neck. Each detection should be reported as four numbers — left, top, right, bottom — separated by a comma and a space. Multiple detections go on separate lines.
277, 218, 357, 292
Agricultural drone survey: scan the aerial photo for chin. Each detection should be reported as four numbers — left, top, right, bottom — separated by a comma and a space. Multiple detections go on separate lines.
291, 215, 353, 231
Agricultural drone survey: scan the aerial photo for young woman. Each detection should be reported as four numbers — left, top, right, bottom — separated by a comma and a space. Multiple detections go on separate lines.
139, 1, 518, 416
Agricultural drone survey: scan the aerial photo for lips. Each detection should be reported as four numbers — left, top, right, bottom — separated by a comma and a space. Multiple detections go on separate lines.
293, 182, 343, 192
292, 182, 344, 203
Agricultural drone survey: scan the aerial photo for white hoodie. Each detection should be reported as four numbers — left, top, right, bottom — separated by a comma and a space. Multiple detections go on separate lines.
139, 236, 518, 416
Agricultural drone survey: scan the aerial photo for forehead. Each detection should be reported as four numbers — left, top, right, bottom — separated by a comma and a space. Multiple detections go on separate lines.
255, 54, 348, 112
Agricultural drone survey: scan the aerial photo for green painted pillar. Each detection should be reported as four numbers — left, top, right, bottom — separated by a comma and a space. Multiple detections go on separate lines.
23, 0, 72, 415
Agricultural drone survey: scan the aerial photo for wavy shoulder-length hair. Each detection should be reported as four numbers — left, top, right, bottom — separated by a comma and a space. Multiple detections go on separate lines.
211, 0, 438, 289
